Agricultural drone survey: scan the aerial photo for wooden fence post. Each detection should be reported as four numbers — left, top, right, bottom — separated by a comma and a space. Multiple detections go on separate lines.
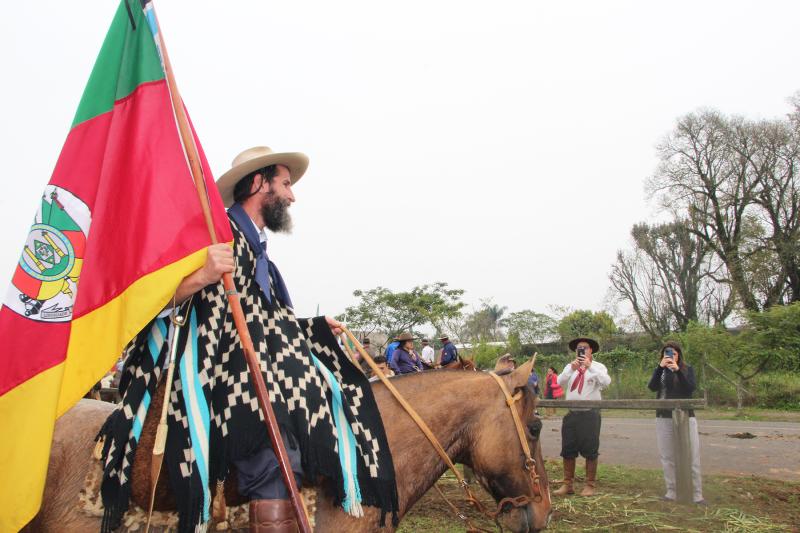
672, 408, 693, 504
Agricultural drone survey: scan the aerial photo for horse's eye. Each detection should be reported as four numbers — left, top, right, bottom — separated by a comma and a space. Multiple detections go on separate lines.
527, 418, 542, 440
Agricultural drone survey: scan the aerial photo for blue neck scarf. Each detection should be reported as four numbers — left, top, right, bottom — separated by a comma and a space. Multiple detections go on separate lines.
227, 203, 293, 309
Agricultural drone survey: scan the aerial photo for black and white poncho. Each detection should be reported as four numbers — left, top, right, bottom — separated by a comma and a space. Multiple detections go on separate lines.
98, 219, 398, 532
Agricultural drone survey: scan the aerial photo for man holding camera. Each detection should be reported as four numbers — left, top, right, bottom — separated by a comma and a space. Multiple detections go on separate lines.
554, 337, 611, 497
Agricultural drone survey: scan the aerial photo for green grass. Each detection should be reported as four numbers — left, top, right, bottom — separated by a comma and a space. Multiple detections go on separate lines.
399, 462, 800, 532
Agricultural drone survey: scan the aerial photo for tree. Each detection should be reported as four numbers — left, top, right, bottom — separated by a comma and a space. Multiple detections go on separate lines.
610, 248, 673, 339
745, 112, 800, 303
462, 300, 508, 343
649, 104, 800, 311
746, 302, 800, 373
678, 304, 800, 412
337, 282, 465, 347
504, 310, 557, 345
463, 307, 493, 343
610, 220, 733, 338
649, 110, 762, 311
506, 331, 523, 357
483, 301, 508, 340
677, 322, 754, 413
556, 310, 618, 347
437, 312, 472, 345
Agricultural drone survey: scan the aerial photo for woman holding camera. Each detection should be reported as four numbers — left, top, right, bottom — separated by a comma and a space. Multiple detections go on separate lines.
647, 341, 705, 504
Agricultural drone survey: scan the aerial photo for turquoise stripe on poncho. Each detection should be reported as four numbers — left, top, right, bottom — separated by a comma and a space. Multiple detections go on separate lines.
312, 354, 363, 516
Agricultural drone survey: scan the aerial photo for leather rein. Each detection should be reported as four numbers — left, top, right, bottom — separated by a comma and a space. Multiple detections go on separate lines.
341, 329, 543, 532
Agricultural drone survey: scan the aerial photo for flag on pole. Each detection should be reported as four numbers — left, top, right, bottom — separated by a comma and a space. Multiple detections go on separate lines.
0, 2, 232, 530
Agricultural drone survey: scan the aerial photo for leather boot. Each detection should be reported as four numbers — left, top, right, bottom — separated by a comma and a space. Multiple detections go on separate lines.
249, 499, 299, 533
553, 457, 576, 496
581, 458, 598, 496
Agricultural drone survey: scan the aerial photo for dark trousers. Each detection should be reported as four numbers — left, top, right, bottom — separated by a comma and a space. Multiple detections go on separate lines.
233, 433, 304, 500
560, 409, 601, 460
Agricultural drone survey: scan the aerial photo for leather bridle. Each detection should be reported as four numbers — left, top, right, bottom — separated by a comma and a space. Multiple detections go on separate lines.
435, 372, 545, 532
341, 328, 545, 532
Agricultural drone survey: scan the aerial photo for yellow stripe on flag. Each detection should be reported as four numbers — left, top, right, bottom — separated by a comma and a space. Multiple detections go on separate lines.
57, 247, 210, 415
0, 247, 214, 532
0, 363, 64, 533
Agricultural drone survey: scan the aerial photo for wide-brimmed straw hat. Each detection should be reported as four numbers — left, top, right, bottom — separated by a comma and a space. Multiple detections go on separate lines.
216, 146, 309, 207
395, 332, 417, 342
438, 335, 449, 341
568, 337, 600, 353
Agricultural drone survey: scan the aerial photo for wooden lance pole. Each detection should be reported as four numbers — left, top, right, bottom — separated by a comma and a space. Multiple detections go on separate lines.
149, 8, 312, 532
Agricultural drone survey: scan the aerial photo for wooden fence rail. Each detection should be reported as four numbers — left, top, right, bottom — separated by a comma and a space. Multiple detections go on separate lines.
537, 398, 705, 504
536, 399, 705, 410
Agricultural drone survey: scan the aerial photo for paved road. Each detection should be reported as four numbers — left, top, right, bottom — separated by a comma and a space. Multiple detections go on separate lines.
540, 416, 800, 481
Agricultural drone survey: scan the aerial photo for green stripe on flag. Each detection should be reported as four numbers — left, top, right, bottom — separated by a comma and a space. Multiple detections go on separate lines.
72, 1, 164, 127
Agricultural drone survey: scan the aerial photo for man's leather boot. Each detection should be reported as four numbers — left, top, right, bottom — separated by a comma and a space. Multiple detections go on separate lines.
249, 499, 299, 533
553, 457, 576, 496
581, 458, 598, 496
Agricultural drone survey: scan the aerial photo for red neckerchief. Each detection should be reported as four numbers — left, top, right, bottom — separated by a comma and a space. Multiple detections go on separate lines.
570, 367, 587, 394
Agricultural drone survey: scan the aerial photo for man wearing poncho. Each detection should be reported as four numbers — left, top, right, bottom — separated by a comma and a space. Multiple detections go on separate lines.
97, 147, 398, 533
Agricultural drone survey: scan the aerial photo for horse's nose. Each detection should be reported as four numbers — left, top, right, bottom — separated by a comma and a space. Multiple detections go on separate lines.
544, 509, 553, 529
528, 508, 553, 532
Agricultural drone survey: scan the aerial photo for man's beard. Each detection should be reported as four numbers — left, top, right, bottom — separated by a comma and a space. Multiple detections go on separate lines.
261, 195, 293, 233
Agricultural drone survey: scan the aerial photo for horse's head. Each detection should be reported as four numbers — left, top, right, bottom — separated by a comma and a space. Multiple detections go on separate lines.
468, 359, 552, 532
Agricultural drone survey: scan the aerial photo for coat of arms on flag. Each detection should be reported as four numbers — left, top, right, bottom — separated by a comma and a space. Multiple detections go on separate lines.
8, 186, 90, 322
0, 1, 233, 530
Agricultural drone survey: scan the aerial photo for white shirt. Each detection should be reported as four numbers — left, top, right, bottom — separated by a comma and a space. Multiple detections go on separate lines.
248, 217, 269, 247
421, 345, 435, 364
557, 361, 611, 401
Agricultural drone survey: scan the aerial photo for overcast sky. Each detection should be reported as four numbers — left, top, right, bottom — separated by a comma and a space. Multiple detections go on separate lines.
1, 1, 799, 323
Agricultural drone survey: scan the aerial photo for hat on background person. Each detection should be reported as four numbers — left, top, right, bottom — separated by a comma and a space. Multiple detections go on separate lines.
568, 337, 600, 353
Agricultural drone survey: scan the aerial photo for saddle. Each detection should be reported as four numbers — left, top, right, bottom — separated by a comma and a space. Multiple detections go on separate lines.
129, 380, 247, 512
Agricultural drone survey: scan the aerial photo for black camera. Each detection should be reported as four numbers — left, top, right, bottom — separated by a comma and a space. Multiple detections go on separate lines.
577, 346, 586, 360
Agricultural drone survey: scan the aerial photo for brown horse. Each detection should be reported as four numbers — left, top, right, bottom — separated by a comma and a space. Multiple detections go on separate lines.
441, 355, 477, 370
25, 361, 550, 532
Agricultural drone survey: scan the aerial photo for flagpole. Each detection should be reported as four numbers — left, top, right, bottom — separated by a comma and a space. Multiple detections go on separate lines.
149, 7, 312, 532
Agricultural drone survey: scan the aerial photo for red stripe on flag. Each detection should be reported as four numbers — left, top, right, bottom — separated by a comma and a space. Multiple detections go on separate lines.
49, 80, 232, 319
48, 113, 113, 210
0, 311, 69, 394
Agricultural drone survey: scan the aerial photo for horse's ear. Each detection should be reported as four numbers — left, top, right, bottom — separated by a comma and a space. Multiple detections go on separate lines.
506, 354, 536, 390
